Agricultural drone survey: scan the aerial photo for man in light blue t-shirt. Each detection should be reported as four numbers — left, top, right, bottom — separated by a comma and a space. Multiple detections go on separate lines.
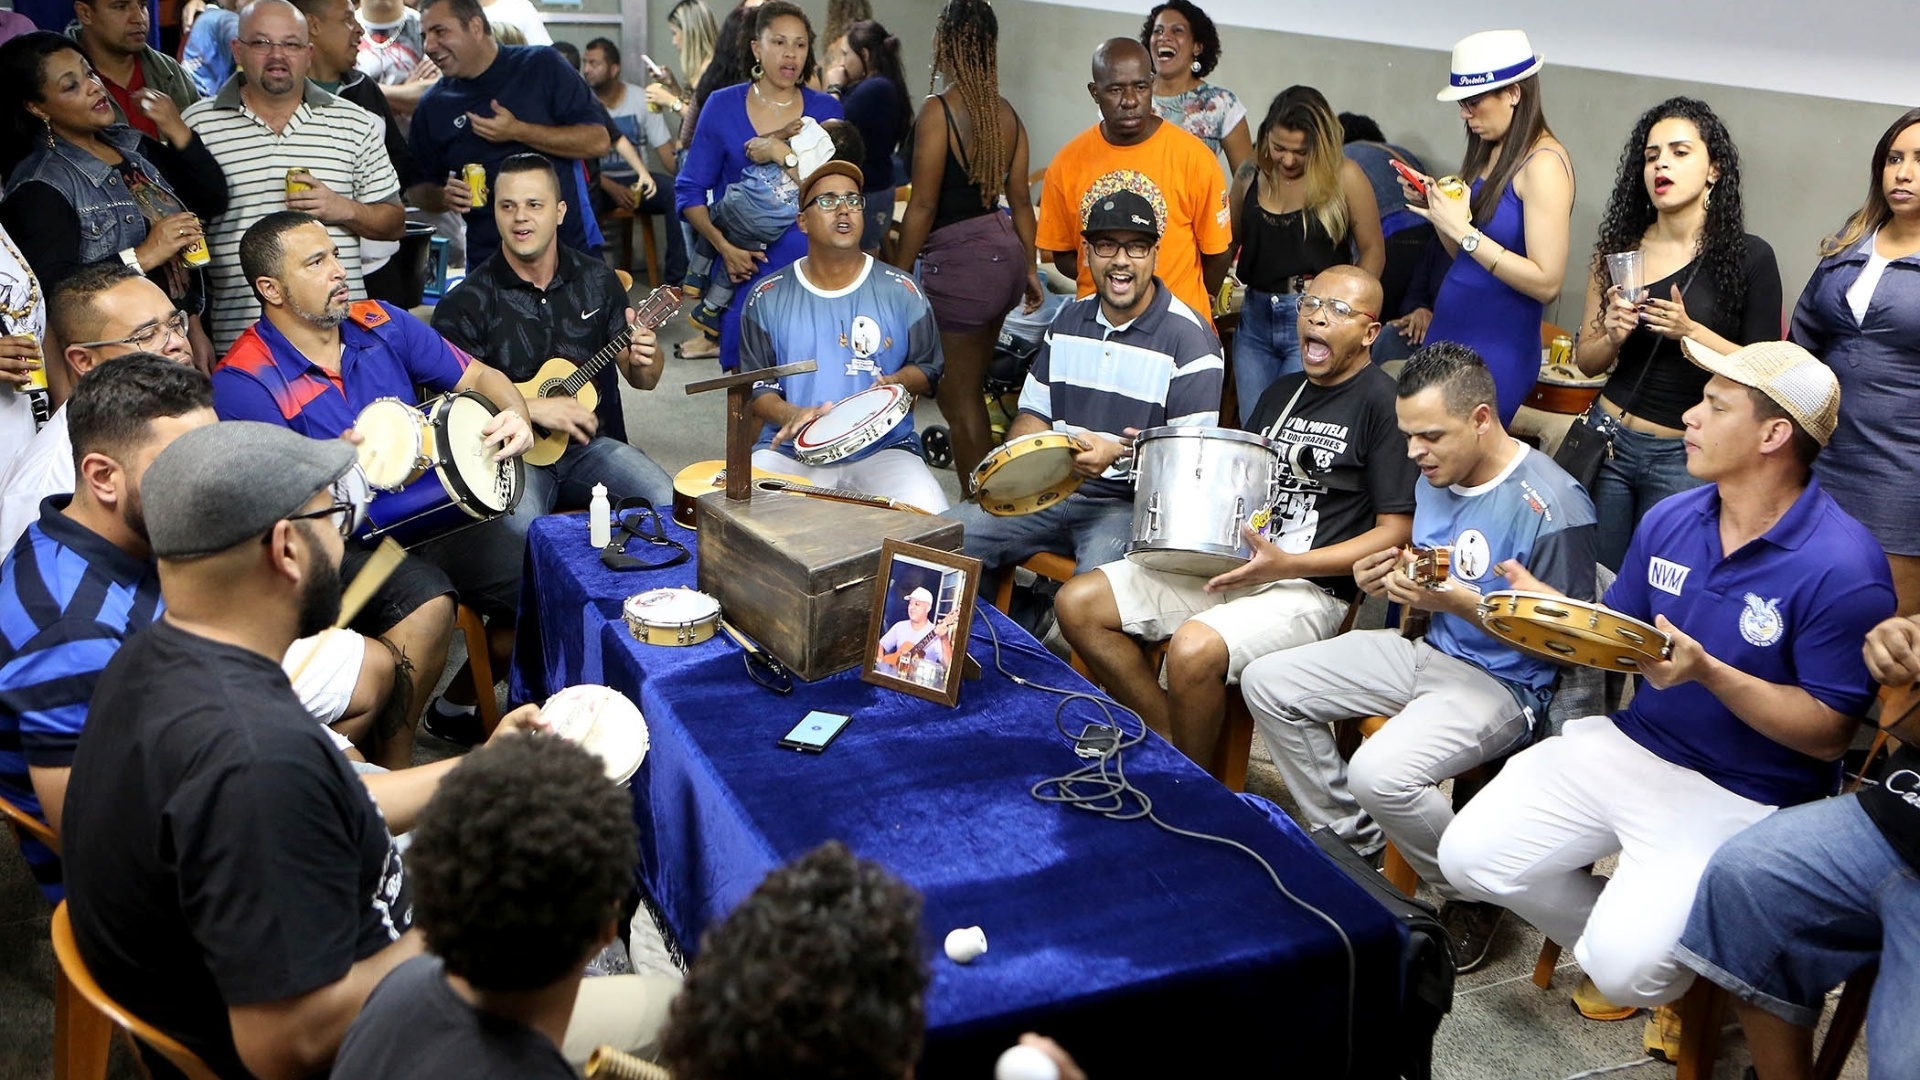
1241, 341, 1596, 975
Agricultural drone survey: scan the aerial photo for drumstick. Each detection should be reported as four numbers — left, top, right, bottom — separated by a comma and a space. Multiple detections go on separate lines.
284, 538, 405, 689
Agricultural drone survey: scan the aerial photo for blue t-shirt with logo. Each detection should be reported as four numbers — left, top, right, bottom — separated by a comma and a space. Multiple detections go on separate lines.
1605, 478, 1892, 806
1416, 441, 1597, 709
739, 256, 943, 463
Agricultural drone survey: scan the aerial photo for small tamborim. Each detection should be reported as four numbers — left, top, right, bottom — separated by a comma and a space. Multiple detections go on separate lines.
542, 684, 650, 785
970, 431, 1088, 516
352, 391, 523, 546
791, 383, 912, 466
1404, 545, 1451, 588
1125, 426, 1282, 577
622, 587, 721, 646
1477, 590, 1672, 671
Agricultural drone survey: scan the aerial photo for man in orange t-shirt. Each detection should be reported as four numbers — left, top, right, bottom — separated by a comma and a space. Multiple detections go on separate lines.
1037, 38, 1231, 325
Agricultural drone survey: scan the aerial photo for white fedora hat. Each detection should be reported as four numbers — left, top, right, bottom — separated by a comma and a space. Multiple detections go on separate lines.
1437, 29, 1543, 102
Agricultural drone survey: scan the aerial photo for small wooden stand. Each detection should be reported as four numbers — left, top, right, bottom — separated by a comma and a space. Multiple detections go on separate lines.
684, 361, 819, 501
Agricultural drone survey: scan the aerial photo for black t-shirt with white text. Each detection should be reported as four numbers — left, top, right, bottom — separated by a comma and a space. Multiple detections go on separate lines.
1862, 743, 1920, 874
1246, 363, 1416, 601
60, 620, 409, 1078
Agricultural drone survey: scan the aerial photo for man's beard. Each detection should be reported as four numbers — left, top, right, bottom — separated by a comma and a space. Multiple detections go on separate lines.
296, 538, 344, 638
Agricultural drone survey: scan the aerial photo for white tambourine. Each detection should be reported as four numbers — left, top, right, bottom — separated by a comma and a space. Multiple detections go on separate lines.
622, 587, 721, 646
542, 683, 650, 785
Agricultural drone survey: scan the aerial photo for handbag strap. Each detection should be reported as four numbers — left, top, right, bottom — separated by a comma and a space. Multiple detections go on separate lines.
600, 497, 691, 571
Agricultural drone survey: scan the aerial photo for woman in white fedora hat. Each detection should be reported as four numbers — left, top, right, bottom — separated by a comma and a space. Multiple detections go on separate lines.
1402, 28, 1573, 424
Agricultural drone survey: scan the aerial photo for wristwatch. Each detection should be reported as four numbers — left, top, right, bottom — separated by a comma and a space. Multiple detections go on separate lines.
1459, 231, 1482, 254
118, 248, 141, 270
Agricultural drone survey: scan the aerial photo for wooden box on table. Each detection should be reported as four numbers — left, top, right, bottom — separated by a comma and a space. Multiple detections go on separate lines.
696, 490, 963, 682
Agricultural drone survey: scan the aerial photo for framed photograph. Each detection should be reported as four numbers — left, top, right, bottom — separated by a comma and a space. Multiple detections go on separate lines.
861, 539, 982, 706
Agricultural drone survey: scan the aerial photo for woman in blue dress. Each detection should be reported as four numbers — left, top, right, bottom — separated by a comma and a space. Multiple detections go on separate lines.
1405, 29, 1573, 424
674, 1, 842, 370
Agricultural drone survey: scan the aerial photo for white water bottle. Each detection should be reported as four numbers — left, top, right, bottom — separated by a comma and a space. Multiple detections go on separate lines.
589, 483, 611, 548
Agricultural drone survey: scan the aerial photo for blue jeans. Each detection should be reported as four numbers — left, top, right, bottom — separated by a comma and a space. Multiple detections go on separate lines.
1676, 794, 1920, 1078
1231, 289, 1302, 425
946, 494, 1135, 575
1589, 413, 1704, 571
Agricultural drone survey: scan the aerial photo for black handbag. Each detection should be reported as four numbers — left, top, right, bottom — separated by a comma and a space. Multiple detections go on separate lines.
1552, 403, 1611, 490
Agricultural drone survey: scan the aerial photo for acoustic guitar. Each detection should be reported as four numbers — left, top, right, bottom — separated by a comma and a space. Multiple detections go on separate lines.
879, 609, 959, 669
670, 459, 936, 528
517, 284, 683, 468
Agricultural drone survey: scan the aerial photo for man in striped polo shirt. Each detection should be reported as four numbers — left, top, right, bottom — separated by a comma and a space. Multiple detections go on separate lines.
948, 177, 1224, 577
184, 0, 405, 352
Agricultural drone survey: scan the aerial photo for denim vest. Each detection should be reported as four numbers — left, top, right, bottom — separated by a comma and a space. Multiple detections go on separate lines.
3, 126, 178, 267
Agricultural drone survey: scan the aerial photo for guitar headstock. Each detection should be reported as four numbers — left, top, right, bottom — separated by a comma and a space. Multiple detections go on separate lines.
1404, 545, 1452, 588
634, 285, 684, 330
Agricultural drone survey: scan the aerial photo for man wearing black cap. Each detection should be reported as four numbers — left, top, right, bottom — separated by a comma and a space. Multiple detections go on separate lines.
738, 159, 948, 512
949, 174, 1223, 577
57, 420, 540, 1079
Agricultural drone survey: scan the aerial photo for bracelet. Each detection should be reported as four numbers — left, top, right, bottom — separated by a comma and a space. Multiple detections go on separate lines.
1486, 246, 1504, 275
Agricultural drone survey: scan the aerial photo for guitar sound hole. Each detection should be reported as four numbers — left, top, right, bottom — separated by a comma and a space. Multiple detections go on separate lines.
540, 380, 566, 397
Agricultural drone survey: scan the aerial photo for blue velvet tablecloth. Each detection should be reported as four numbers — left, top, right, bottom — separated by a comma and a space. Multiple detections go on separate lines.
512, 514, 1408, 1077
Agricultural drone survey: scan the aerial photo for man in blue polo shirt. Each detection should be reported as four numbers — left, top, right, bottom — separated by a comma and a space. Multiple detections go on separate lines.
405, 0, 608, 268
947, 175, 1223, 575
1440, 340, 1893, 1039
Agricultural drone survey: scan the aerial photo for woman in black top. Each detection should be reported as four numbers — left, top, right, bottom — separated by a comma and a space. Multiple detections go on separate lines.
0, 33, 226, 378
1572, 97, 1780, 569
824, 19, 910, 255
891, 0, 1039, 492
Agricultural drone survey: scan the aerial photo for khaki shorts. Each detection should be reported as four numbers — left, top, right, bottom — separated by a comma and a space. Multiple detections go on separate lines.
1098, 559, 1347, 682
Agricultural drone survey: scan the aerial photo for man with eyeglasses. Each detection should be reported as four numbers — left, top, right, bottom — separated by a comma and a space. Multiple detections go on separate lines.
0, 264, 192, 549
1056, 265, 1416, 767
183, 0, 405, 352
1036, 37, 1229, 327
57, 419, 546, 1079
737, 160, 948, 512
948, 175, 1223, 581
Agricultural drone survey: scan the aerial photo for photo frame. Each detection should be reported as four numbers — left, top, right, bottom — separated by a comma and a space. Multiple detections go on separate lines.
861, 539, 982, 706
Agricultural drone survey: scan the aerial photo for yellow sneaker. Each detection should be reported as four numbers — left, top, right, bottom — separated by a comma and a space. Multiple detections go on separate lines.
1571, 975, 1639, 1022
1643, 1004, 1683, 1061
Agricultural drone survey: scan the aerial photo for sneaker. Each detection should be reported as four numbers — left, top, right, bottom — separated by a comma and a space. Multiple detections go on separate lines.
421, 698, 482, 747
1437, 899, 1505, 974
1571, 974, 1639, 1022
1643, 1004, 1683, 1062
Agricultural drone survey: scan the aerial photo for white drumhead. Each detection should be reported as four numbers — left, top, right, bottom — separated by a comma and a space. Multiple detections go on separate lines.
353, 398, 425, 490
543, 683, 650, 785
977, 436, 1078, 498
794, 384, 907, 448
438, 393, 512, 511
624, 587, 722, 627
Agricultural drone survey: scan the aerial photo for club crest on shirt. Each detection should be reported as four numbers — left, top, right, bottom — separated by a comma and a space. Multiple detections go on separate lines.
1738, 593, 1784, 647
1452, 529, 1491, 580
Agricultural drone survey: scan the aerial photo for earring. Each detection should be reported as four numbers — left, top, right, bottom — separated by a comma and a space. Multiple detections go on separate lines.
751, 61, 764, 81
1190, 59, 1202, 74
1703, 182, 1714, 211
42, 119, 54, 150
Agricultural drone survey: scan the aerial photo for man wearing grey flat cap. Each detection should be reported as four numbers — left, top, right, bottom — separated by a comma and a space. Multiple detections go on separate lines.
57, 420, 543, 1080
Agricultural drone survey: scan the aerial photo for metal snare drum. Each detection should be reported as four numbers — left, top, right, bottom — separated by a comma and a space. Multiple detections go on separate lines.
1124, 426, 1281, 577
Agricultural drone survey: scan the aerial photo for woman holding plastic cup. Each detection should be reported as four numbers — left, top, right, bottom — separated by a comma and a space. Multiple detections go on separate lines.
1570, 98, 1780, 569
1404, 29, 1572, 424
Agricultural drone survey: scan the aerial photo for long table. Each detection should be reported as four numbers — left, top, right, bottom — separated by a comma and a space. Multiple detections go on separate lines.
511, 514, 1408, 1077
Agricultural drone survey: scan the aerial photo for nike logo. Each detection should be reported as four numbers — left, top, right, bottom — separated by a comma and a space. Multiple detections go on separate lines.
581, 307, 602, 319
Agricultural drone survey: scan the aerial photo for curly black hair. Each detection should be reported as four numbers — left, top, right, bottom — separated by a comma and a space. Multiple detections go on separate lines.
1138, 1, 1222, 79
1397, 341, 1497, 417
1589, 97, 1749, 340
406, 734, 637, 992
661, 841, 928, 1080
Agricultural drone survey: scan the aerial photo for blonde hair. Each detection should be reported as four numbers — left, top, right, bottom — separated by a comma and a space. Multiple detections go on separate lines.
493, 21, 526, 45
1255, 86, 1349, 244
669, 0, 718, 86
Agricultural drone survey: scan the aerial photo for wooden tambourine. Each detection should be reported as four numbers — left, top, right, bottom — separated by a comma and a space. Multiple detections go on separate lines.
970, 431, 1088, 516
1477, 590, 1672, 671
622, 587, 721, 646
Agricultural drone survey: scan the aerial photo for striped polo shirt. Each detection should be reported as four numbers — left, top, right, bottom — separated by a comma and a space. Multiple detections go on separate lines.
0, 496, 163, 901
185, 77, 402, 353
1016, 276, 1224, 499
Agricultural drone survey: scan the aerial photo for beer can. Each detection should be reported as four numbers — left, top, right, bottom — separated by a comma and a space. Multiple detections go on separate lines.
1434, 175, 1469, 201
286, 168, 313, 195
463, 163, 489, 208
20, 353, 46, 393
1549, 334, 1574, 368
180, 233, 211, 268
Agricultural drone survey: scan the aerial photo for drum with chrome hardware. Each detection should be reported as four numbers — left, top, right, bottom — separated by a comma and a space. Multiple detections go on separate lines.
623, 587, 722, 646
1124, 426, 1281, 577
791, 384, 912, 466
353, 391, 523, 545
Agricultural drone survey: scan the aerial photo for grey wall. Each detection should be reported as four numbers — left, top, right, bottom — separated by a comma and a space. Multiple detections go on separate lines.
650, 0, 1908, 326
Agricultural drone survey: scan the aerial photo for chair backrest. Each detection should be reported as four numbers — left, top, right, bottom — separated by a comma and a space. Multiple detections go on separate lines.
0, 790, 57, 850
50, 903, 221, 1080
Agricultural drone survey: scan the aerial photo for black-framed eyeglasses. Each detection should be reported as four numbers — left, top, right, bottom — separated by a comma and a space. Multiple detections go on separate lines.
1298, 294, 1378, 322
1087, 237, 1155, 259
808, 192, 866, 212
285, 501, 356, 540
72, 310, 190, 352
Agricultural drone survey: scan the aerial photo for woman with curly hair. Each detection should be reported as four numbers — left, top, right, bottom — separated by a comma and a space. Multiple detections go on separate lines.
1227, 85, 1383, 419
1571, 97, 1780, 570
1791, 108, 1920, 613
1139, 1, 1251, 178
890, 0, 1040, 490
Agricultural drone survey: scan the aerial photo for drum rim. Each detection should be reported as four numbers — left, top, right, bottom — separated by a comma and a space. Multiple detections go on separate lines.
428, 389, 522, 513
624, 587, 722, 626
1134, 425, 1277, 449
354, 395, 430, 490
792, 383, 910, 452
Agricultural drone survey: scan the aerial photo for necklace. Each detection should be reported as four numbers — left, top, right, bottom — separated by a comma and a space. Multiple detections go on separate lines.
0, 229, 41, 325
751, 80, 794, 108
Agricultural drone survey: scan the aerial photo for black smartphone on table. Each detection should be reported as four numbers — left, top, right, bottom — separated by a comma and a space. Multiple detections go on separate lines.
778, 710, 852, 752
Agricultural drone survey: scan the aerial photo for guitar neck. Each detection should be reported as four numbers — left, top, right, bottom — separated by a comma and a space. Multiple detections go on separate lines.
754, 478, 930, 515
557, 285, 683, 397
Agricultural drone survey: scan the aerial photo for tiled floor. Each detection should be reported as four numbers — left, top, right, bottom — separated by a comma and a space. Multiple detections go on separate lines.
0, 313, 1874, 1079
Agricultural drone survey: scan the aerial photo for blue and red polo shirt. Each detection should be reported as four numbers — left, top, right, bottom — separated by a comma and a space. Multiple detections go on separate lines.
211, 301, 473, 437
1605, 476, 1893, 807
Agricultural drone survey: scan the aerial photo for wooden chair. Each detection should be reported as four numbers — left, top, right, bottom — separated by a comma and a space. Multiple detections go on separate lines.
456, 602, 502, 737
606, 209, 662, 288
990, 551, 1090, 680
51, 902, 219, 1080
1, 789, 57, 851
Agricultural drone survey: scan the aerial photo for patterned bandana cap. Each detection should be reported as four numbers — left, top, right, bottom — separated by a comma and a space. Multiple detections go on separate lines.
1079, 169, 1168, 237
